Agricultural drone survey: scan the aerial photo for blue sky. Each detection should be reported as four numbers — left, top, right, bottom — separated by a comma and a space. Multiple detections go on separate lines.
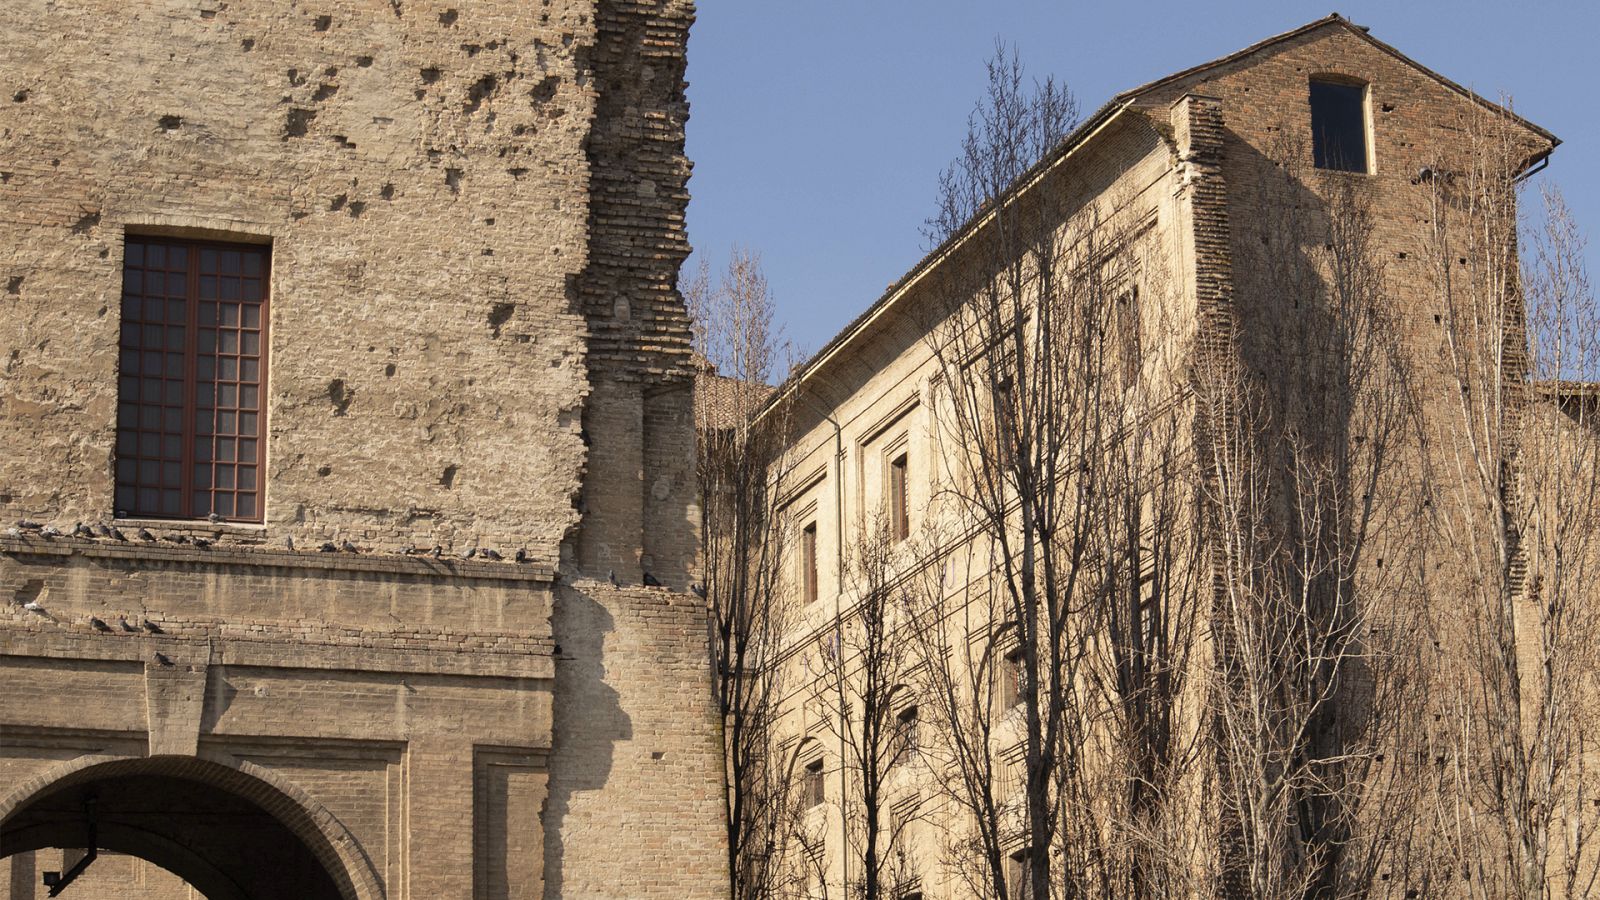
682, 1, 1600, 359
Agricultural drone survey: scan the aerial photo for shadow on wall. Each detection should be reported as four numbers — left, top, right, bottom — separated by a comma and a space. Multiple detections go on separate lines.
543, 583, 631, 899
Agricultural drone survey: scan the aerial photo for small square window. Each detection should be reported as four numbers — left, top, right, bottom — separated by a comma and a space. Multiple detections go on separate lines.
1310, 79, 1369, 173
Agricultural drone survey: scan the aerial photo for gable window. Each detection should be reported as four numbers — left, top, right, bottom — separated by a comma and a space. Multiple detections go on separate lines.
889, 452, 909, 542
802, 521, 819, 605
1309, 78, 1369, 173
117, 237, 269, 522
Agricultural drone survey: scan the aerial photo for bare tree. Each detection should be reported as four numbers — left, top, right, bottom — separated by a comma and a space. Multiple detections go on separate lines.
690, 248, 807, 900
1416, 102, 1600, 899
1195, 133, 1432, 898
913, 44, 1214, 899
810, 513, 925, 900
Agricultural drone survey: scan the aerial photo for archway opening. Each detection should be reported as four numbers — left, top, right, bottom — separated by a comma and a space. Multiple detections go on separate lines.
2, 761, 349, 900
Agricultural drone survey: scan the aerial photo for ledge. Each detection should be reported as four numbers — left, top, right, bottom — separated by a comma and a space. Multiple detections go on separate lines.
0, 535, 557, 583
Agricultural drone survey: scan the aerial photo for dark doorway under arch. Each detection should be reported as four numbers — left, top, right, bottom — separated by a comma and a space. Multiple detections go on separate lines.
2, 761, 349, 900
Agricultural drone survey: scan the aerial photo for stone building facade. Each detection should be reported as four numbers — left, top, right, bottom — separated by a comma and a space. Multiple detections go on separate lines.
0, 1, 724, 898
758, 16, 1563, 899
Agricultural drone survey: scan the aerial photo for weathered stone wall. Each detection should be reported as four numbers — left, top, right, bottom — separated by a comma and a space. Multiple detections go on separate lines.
1, 0, 720, 897
0, 0, 608, 559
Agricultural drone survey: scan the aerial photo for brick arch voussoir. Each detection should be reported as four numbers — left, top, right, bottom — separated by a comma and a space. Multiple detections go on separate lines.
0, 752, 384, 900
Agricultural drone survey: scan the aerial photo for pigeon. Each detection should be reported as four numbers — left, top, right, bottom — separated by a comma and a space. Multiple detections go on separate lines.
22, 600, 44, 613
192, 537, 211, 549
514, 548, 529, 563
118, 617, 137, 633
17, 520, 42, 531
319, 542, 338, 553
479, 548, 503, 561
142, 620, 163, 634
642, 571, 662, 587
137, 528, 156, 542
109, 526, 127, 541
94, 523, 112, 538
72, 522, 93, 538
167, 533, 191, 544
428, 546, 443, 559
154, 652, 174, 667
459, 547, 478, 561
208, 512, 221, 524
689, 582, 707, 600
607, 569, 619, 587
284, 536, 295, 551
40, 524, 62, 538
341, 540, 360, 553
89, 616, 111, 632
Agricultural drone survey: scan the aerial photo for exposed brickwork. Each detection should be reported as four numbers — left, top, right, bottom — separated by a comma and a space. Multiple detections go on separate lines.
0, 0, 719, 897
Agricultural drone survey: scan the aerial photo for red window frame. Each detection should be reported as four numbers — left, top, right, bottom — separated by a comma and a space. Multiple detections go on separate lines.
115, 236, 269, 522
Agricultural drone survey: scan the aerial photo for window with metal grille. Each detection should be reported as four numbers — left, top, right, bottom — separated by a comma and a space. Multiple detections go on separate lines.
802, 758, 825, 809
1310, 78, 1369, 173
116, 237, 268, 522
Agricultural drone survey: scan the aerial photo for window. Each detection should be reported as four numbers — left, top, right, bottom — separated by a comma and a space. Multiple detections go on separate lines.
802, 522, 819, 605
889, 452, 909, 542
117, 237, 269, 521
1310, 78, 1369, 173
1007, 849, 1035, 900
802, 759, 825, 809
999, 645, 1027, 710
1114, 285, 1141, 389
893, 704, 919, 765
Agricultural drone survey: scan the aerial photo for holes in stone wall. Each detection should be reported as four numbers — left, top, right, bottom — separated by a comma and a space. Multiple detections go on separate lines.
439, 8, 458, 26
488, 302, 515, 337
312, 83, 338, 102
283, 107, 317, 139
465, 74, 498, 113
313, 14, 332, 31
327, 378, 353, 416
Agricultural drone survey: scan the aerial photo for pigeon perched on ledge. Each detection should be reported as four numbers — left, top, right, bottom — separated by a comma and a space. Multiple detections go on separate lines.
480, 548, 503, 561
88, 616, 111, 632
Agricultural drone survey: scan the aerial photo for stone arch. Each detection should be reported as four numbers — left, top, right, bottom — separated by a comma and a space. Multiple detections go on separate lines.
0, 753, 384, 900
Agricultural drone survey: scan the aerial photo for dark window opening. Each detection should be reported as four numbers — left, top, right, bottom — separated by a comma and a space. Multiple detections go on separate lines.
802, 522, 819, 604
1116, 285, 1141, 388
802, 759, 825, 809
1000, 645, 1027, 710
889, 452, 909, 542
894, 704, 919, 764
117, 236, 269, 522
1310, 79, 1369, 173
